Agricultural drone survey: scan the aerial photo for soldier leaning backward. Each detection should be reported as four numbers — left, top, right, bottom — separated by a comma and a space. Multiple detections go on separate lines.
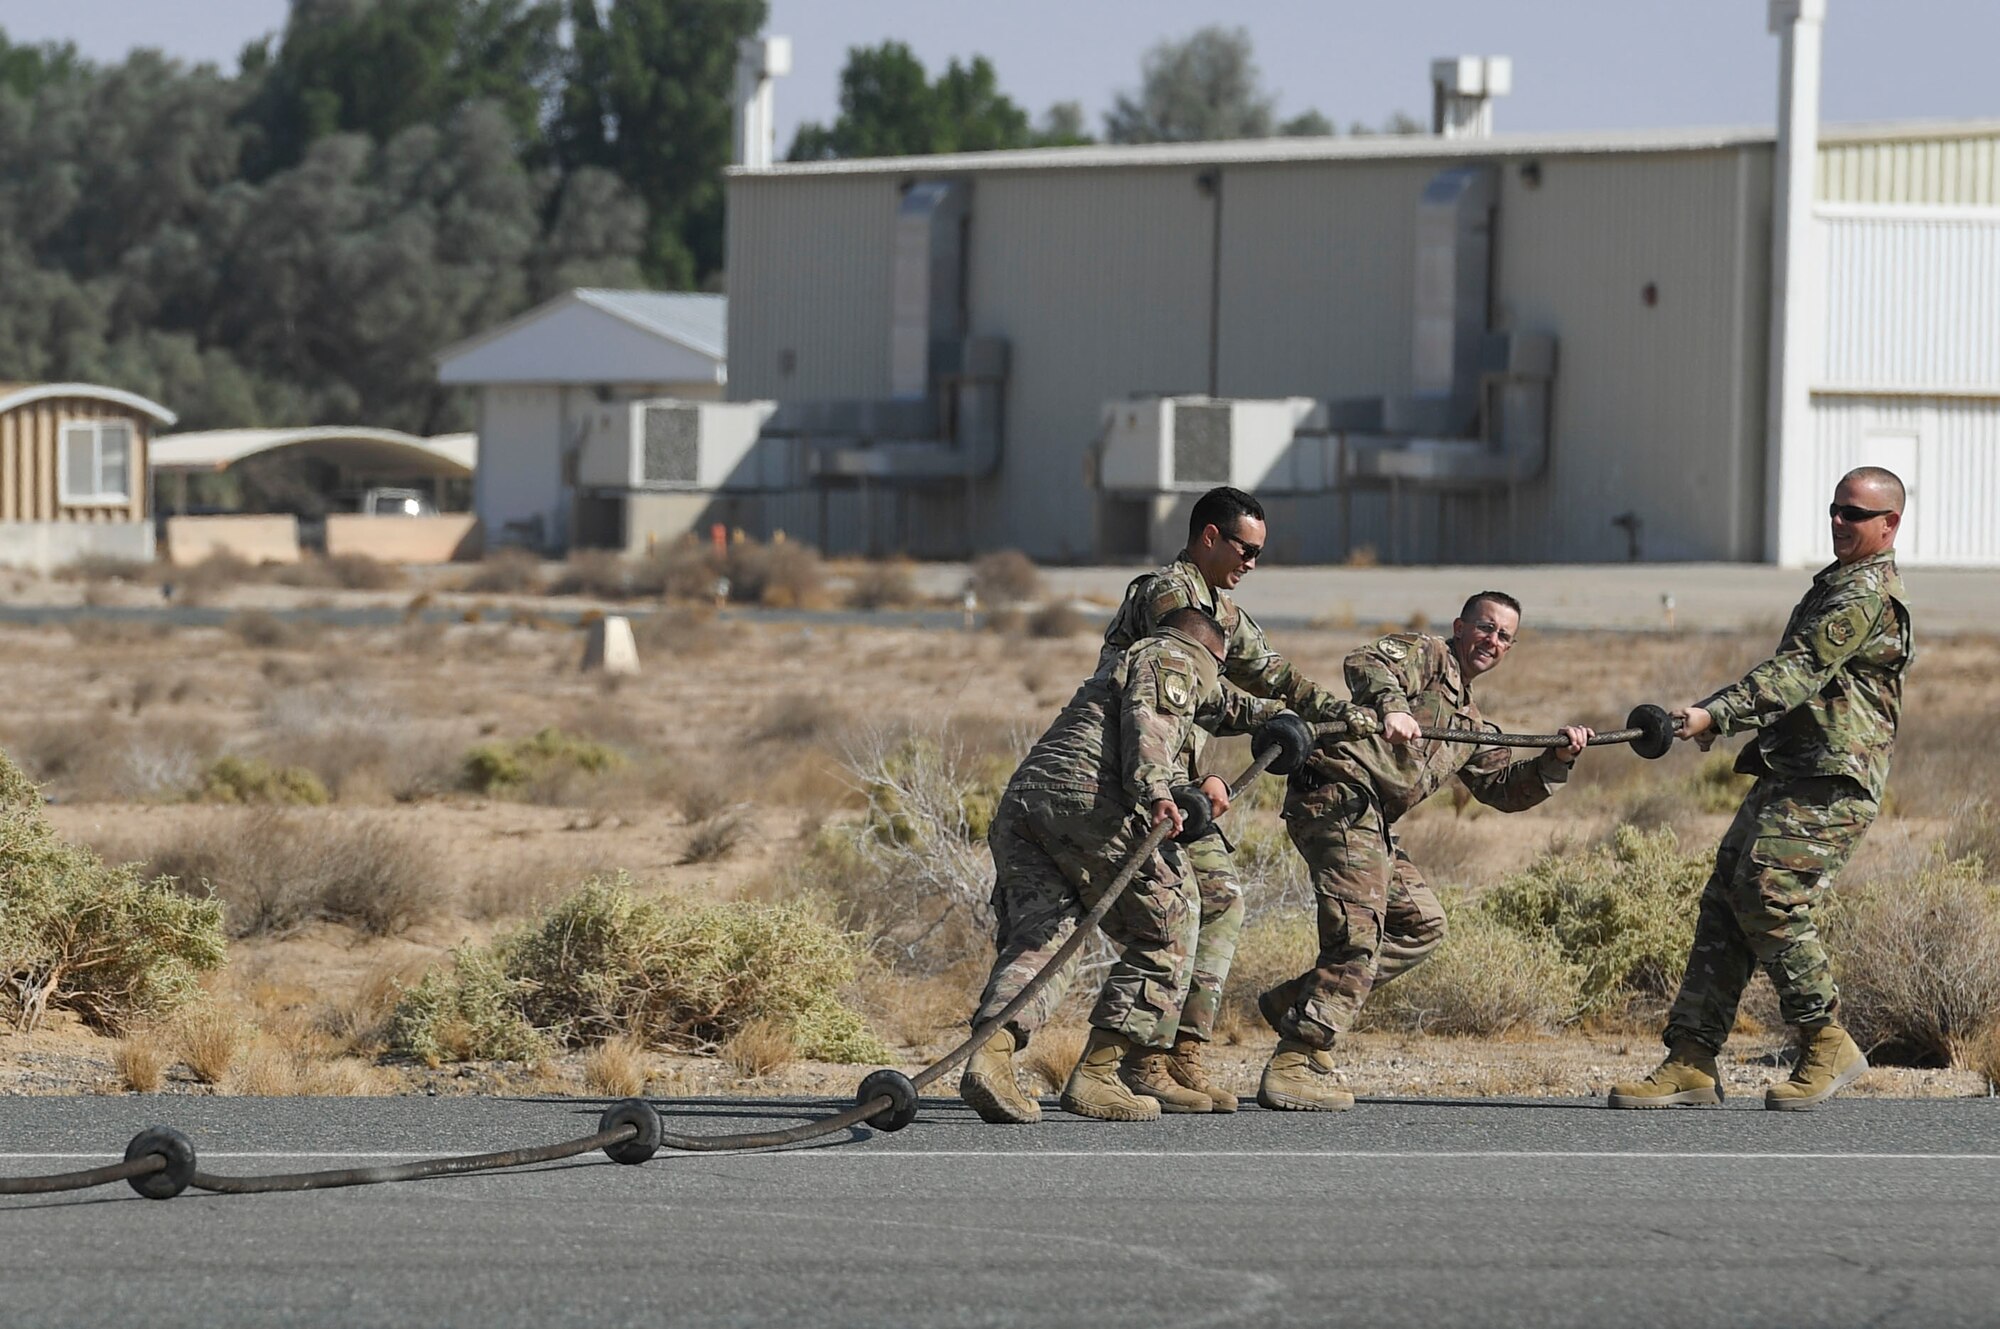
959, 607, 1373, 1123
969, 485, 1363, 1115
1256, 592, 1592, 1111
1611, 466, 1913, 1111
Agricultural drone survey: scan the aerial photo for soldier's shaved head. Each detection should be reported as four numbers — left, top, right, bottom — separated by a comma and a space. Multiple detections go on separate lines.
1841, 466, 1906, 511
1159, 606, 1226, 658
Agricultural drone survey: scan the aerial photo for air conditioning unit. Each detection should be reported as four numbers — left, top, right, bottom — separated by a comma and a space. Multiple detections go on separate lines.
1098, 396, 1322, 494
576, 399, 779, 491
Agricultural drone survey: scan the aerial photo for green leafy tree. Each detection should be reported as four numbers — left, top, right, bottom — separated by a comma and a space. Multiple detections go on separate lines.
787, 42, 1039, 160
556, 0, 766, 288
1105, 25, 1330, 145
0, 28, 82, 98
244, 0, 565, 175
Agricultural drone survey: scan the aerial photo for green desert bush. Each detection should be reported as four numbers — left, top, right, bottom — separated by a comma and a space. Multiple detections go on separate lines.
388, 877, 890, 1065
1825, 855, 2000, 1068
0, 749, 225, 1032
200, 755, 331, 806
1359, 898, 1583, 1036
1483, 825, 1708, 1015
460, 728, 623, 800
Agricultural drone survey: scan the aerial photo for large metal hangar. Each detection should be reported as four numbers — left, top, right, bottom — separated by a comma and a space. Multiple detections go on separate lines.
601, 7, 1997, 567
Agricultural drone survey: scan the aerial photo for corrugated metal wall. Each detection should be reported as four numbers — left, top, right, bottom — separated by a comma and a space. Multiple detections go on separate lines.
1820, 131, 2000, 205
0, 398, 151, 523
1819, 205, 2000, 391
728, 174, 900, 402
968, 167, 1215, 560
1804, 395, 2000, 566
1493, 147, 1773, 562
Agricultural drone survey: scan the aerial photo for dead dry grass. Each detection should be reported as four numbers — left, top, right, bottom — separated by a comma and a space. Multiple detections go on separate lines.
1019, 1026, 1085, 1093
176, 1007, 245, 1084
722, 1017, 796, 1079
583, 1036, 651, 1097
113, 1033, 168, 1092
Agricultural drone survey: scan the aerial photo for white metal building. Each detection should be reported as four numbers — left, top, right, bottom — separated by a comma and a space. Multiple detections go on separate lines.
702, 2, 1999, 568
435, 288, 727, 553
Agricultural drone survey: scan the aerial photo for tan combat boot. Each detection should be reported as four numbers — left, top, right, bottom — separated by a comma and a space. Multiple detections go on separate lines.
1606, 1041, 1724, 1108
958, 1027, 1041, 1124
1256, 1038, 1355, 1112
1060, 1028, 1162, 1122
1121, 1044, 1214, 1114
1765, 1024, 1867, 1111
1165, 1033, 1239, 1113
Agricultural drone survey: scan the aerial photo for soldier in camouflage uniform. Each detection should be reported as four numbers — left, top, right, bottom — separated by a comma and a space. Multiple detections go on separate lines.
960, 608, 1357, 1123
1611, 467, 1912, 1111
1072, 486, 1361, 1112
1259, 591, 1592, 1111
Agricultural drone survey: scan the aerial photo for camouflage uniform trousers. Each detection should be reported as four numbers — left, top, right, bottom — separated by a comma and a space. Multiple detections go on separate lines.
1664, 774, 1878, 1052
1175, 832, 1242, 1044
1265, 788, 1448, 1051
973, 790, 1200, 1049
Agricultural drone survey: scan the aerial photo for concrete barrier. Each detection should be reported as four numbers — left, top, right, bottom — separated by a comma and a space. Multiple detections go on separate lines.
0, 521, 155, 574
165, 514, 300, 566
325, 514, 480, 564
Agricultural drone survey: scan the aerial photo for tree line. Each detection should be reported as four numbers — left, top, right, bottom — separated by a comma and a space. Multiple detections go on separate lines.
0, 6, 1415, 434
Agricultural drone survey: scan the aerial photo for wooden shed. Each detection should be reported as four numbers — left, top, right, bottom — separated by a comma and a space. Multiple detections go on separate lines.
0, 381, 176, 571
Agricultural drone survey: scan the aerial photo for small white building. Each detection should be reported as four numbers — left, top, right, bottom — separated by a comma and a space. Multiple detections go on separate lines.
0, 382, 175, 571
435, 288, 727, 553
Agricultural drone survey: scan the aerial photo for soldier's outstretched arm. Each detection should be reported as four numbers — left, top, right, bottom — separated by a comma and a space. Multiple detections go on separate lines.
1697, 589, 1888, 738
1118, 650, 1198, 812
1458, 728, 1577, 813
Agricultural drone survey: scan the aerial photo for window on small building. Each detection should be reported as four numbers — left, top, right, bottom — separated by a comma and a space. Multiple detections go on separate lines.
58, 421, 133, 505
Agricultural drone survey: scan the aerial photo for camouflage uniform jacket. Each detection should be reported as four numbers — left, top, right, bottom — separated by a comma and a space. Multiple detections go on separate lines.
1011, 626, 1284, 809
1095, 556, 1349, 722
1294, 631, 1570, 824
1699, 550, 1912, 803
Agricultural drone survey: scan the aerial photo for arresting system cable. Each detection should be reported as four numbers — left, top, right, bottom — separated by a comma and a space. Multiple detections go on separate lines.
0, 704, 1672, 1201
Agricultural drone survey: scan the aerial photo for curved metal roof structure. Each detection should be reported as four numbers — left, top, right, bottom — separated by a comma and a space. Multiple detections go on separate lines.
149, 427, 476, 477
0, 382, 177, 425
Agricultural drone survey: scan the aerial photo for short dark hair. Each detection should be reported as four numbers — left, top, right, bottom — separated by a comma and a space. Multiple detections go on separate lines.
1188, 486, 1264, 546
1159, 606, 1226, 655
1458, 590, 1522, 624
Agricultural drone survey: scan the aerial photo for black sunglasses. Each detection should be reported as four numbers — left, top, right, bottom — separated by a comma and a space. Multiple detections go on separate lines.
1222, 532, 1263, 561
1828, 502, 1895, 523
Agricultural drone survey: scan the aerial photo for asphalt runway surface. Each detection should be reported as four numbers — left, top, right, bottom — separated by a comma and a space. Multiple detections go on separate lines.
6, 1094, 2000, 1328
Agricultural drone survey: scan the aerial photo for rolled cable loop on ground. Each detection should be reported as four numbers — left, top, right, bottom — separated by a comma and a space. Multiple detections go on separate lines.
2, 740, 1290, 1199
1418, 703, 1678, 761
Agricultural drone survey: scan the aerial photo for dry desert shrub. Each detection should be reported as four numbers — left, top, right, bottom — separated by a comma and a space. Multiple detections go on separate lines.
1026, 602, 1091, 638
230, 1043, 387, 1096
583, 1036, 652, 1097
118, 809, 445, 938
1885, 706, 2000, 816
388, 878, 890, 1065
679, 806, 750, 865
1218, 912, 1314, 1041
779, 725, 1007, 972
461, 548, 545, 595
852, 963, 981, 1050
1942, 799, 2000, 869
1, 750, 227, 1033
845, 559, 919, 610
176, 1006, 245, 1084
1359, 899, 1582, 1036
171, 550, 256, 604
113, 1034, 169, 1092
723, 537, 824, 608
969, 550, 1041, 607
9, 714, 220, 802
225, 609, 306, 650
550, 550, 636, 599
1393, 810, 1493, 889
722, 1016, 796, 1079
1019, 1025, 1085, 1093
1974, 1021, 2000, 1091
58, 553, 155, 584
269, 723, 460, 804
1826, 856, 2000, 1068
317, 955, 431, 1052
748, 693, 842, 747
462, 849, 619, 921
272, 554, 404, 591
631, 535, 719, 601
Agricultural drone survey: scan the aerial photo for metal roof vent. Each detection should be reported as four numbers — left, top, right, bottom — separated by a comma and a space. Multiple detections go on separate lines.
1430, 56, 1511, 138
